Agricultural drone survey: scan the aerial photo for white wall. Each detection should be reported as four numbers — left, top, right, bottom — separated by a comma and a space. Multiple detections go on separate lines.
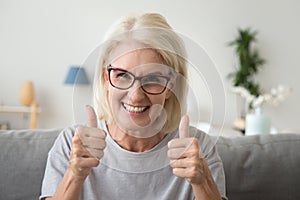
0, 0, 299, 131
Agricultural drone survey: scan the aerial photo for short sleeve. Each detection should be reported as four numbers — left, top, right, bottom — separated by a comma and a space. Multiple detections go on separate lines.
39, 127, 75, 200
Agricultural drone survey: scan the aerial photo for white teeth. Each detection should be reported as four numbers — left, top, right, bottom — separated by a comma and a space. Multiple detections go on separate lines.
123, 103, 147, 113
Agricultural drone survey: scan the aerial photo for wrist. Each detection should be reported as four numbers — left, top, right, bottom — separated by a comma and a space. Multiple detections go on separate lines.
190, 164, 222, 200
67, 167, 87, 183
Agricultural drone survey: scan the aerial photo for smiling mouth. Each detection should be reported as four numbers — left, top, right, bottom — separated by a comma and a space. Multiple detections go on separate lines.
122, 103, 150, 113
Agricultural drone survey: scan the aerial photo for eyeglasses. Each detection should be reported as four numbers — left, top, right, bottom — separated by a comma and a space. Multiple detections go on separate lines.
107, 65, 171, 95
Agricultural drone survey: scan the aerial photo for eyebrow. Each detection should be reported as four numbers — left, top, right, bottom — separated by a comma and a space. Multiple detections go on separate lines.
146, 71, 164, 76
108, 65, 167, 76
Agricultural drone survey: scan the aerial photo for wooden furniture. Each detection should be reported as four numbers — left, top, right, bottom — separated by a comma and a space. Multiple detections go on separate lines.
0, 102, 41, 129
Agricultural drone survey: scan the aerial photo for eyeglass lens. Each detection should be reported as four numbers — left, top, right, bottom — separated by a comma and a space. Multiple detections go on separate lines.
108, 67, 169, 95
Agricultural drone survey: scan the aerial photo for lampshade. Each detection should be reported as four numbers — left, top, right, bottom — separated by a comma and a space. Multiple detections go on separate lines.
64, 66, 90, 85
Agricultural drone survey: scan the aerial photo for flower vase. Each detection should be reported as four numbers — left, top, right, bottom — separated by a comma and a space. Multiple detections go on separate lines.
245, 107, 271, 135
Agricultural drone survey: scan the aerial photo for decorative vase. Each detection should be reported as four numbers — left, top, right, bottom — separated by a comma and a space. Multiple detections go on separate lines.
19, 81, 35, 106
246, 107, 271, 135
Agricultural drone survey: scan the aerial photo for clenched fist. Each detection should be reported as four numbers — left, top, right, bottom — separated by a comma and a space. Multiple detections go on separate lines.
168, 115, 207, 185
69, 105, 106, 179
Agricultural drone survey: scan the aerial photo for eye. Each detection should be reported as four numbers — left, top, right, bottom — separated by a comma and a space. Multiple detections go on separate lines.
142, 75, 165, 84
116, 72, 131, 79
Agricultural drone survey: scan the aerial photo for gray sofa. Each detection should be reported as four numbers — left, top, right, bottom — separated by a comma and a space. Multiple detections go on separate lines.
0, 129, 299, 200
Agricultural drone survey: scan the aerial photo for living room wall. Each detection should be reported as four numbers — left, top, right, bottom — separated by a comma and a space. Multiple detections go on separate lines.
0, 0, 299, 132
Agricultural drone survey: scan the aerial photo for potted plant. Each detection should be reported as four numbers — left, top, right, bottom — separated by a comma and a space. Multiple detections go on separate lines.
228, 28, 291, 134
227, 27, 265, 132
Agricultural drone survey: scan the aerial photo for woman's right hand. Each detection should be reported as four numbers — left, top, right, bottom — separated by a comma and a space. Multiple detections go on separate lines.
69, 105, 106, 180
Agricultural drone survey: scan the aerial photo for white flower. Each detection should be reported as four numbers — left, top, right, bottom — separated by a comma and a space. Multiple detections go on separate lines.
231, 85, 292, 109
252, 95, 264, 108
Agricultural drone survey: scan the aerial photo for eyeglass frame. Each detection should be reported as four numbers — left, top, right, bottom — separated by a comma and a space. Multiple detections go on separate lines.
106, 64, 171, 95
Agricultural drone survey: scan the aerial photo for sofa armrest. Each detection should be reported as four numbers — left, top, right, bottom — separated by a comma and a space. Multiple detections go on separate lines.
0, 129, 61, 200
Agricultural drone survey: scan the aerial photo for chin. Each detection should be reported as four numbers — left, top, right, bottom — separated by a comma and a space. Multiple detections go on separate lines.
113, 111, 166, 138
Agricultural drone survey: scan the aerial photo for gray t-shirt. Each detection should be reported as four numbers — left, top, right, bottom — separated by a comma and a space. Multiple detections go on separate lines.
40, 121, 227, 200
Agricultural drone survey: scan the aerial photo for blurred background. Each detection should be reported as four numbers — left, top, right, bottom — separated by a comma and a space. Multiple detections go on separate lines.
0, 0, 299, 133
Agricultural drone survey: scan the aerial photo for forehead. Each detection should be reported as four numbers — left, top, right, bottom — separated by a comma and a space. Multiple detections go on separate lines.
111, 46, 162, 65
110, 43, 171, 74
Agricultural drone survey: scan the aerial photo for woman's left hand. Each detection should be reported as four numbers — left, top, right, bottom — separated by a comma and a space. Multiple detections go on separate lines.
167, 115, 207, 185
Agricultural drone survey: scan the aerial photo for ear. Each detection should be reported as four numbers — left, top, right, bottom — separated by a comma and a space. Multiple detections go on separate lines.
165, 81, 175, 99
165, 89, 172, 99
104, 70, 109, 88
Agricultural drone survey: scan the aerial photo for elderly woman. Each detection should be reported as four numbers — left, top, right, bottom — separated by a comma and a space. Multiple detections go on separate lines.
40, 13, 227, 200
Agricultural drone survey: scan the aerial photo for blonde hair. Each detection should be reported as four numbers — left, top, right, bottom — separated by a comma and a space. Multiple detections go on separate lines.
94, 13, 188, 133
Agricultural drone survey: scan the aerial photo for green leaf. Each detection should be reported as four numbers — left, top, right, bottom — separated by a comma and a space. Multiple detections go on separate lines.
227, 27, 266, 96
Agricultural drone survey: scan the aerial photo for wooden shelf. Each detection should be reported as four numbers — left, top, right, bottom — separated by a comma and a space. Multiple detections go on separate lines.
0, 105, 41, 113
0, 104, 41, 129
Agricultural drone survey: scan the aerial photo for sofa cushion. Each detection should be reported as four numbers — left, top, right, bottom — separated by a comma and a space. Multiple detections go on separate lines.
0, 129, 61, 200
215, 134, 300, 200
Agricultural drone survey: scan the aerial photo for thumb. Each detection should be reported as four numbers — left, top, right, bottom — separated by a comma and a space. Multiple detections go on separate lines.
179, 115, 189, 138
85, 105, 98, 128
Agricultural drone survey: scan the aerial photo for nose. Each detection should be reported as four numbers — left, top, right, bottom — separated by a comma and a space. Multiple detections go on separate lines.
128, 80, 146, 100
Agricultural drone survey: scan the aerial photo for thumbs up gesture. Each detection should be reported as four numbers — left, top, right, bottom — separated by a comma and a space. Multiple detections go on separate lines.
168, 115, 206, 185
69, 105, 106, 179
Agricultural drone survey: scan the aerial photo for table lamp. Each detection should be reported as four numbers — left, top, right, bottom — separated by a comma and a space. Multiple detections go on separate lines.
64, 65, 90, 85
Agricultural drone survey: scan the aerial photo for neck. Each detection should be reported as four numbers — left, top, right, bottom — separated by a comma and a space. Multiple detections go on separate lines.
107, 122, 167, 152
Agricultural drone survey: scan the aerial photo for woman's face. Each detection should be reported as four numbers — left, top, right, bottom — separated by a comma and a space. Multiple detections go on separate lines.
105, 48, 173, 138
